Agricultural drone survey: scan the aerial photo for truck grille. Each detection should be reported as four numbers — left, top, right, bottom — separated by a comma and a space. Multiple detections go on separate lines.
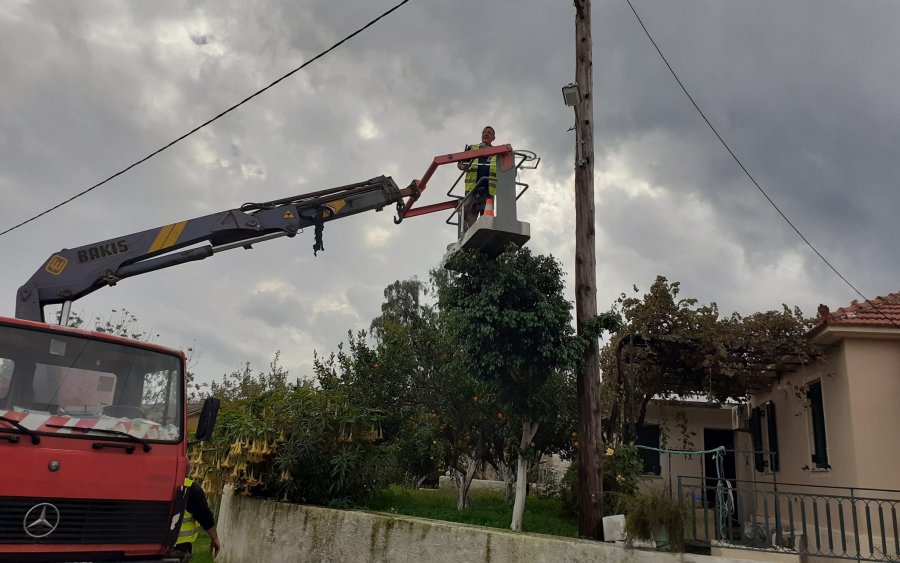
0, 496, 172, 544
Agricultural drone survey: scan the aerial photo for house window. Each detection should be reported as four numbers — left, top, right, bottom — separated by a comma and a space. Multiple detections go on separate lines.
807, 381, 829, 470
635, 424, 661, 476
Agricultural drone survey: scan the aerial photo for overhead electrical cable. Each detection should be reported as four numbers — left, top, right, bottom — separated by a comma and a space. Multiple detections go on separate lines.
0, 0, 412, 238
624, 0, 899, 330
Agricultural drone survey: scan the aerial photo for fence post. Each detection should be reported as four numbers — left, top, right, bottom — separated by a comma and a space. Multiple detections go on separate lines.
851, 487, 861, 563
773, 461, 780, 547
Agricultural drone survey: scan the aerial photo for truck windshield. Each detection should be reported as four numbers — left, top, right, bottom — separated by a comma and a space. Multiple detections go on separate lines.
0, 323, 182, 443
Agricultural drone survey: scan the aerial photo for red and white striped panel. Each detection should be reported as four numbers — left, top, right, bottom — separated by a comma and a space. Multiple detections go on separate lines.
1, 409, 161, 439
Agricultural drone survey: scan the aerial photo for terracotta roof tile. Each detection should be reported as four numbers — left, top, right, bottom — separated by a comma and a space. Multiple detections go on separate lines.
817, 292, 900, 329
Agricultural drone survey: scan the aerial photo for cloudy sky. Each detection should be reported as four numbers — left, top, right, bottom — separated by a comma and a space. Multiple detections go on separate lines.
2, 0, 898, 386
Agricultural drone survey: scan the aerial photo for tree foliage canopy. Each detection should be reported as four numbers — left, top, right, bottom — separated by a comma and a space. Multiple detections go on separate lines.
601, 275, 821, 441
441, 246, 578, 413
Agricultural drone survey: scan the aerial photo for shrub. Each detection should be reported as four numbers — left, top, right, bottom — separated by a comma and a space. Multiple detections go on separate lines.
532, 467, 565, 501
190, 357, 392, 507
624, 487, 686, 551
560, 444, 646, 517
560, 460, 579, 516
602, 444, 644, 514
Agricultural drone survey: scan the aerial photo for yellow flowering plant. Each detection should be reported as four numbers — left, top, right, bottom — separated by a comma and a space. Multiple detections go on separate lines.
602, 443, 645, 515
560, 443, 647, 517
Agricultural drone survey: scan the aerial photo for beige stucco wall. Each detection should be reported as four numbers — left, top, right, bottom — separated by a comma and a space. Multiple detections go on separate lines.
639, 404, 752, 541
216, 485, 768, 563
843, 338, 900, 490
641, 403, 734, 493
743, 333, 900, 559
750, 335, 900, 493
749, 342, 858, 490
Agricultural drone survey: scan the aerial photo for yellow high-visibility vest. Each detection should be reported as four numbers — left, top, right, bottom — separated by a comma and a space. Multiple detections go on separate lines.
463, 143, 498, 196
176, 478, 201, 545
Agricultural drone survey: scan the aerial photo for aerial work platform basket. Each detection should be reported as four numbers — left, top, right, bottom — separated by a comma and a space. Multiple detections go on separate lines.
398, 145, 539, 262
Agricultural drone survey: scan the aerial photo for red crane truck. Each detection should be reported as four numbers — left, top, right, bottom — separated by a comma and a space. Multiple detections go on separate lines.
0, 144, 533, 562
0, 176, 419, 562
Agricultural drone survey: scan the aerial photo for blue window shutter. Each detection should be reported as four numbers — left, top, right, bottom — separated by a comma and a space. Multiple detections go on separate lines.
750, 407, 765, 472
807, 382, 829, 469
766, 401, 780, 472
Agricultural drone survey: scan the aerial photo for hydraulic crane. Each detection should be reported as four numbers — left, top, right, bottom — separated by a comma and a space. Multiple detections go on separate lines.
17, 145, 538, 323
1, 145, 536, 562
16, 176, 413, 323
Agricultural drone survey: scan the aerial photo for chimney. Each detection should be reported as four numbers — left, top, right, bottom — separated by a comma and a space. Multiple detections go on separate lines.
817, 304, 832, 323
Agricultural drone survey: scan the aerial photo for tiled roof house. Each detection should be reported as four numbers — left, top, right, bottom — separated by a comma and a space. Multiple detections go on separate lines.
811, 292, 900, 337
719, 291, 900, 559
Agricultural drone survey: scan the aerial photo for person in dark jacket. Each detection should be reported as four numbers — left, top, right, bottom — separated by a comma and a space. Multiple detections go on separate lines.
169, 473, 221, 561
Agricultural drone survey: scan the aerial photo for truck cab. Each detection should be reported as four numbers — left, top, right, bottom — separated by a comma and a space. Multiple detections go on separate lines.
0, 316, 191, 562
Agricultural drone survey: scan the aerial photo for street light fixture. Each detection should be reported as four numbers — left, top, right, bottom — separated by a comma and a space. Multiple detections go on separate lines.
561, 82, 581, 107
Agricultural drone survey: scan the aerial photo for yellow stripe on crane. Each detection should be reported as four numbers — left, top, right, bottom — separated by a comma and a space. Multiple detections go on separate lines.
148, 221, 188, 253
325, 199, 347, 215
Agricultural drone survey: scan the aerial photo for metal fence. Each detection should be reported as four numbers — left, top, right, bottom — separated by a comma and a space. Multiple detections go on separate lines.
677, 475, 900, 561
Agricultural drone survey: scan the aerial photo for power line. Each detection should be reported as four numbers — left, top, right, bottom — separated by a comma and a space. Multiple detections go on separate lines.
0, 0, 412, 239
624, 0, 900, 330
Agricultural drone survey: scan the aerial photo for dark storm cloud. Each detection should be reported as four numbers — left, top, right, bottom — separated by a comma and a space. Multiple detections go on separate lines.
2, 0, 898, 386
190, 33, 212, 46
582, 0, 900, 310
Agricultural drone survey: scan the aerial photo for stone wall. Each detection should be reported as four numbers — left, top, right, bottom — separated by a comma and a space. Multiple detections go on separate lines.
437, 476, 506, 492
216, 486, 762, 563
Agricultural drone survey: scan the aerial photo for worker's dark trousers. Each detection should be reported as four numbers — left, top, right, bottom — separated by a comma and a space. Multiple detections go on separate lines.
167, 543, 192, 562
463, 188, 488, 231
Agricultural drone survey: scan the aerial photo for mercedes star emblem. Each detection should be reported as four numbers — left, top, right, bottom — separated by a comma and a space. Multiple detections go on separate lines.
23, 503, 60, 538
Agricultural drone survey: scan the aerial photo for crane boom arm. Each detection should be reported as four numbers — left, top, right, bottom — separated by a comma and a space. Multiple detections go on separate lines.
17, 176, 414, 322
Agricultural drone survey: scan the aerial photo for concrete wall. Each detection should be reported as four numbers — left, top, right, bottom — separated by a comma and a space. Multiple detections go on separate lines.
438, 476, 506, 492
216, 486, 763, 563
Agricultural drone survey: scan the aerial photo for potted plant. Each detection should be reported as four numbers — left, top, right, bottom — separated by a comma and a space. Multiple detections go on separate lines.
624, 487, 686, 551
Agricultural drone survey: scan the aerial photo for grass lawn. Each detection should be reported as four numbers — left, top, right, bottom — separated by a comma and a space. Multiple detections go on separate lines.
192, 534, 213, 563
365, 486, 578, 537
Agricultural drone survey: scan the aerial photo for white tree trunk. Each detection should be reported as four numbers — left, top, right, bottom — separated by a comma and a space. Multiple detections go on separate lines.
456, 457, 478, 510
452, 434, 486, 511
499, 461, 517, 505
510, 420, 540, 531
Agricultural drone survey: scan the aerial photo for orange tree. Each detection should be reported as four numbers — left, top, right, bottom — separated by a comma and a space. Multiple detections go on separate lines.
366, 276, 503, 509
439, 246, 614, 531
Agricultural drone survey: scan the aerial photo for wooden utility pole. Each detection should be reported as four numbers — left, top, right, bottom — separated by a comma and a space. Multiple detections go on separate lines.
573, 0, 604, 540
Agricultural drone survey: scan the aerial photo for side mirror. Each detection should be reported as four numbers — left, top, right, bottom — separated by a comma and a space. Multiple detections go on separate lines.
194, 397, 220, 442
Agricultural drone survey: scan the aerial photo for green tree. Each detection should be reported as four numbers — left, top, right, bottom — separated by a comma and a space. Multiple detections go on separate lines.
440, 246, 579, 531
57, 307, 159, 341
367, 276, 498, 509
487, 369, 577, 506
